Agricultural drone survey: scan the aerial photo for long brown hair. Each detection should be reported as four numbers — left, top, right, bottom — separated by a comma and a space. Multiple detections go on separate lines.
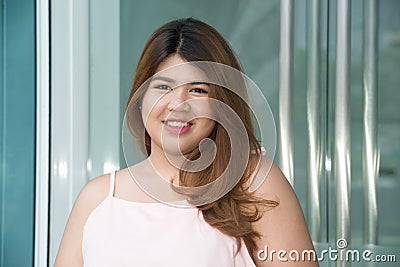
126, 18, 278, 260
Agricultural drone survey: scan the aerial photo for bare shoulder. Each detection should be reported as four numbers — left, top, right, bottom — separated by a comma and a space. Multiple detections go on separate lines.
77, 172, 110, 211
251, 159, 307, 231
63, 171, 111, 229
250, 157, 306, 227
250, 157, 294, 203
249, 158, 318, 266
54, 172, 111, 267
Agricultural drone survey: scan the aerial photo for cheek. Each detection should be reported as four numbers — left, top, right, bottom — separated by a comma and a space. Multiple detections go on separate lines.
191, 99, 214, 118
141, 91, 165, 124
197, 119, 216, 135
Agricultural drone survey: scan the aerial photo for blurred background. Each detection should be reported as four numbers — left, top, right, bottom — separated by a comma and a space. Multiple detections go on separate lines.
0, 0, 399, 266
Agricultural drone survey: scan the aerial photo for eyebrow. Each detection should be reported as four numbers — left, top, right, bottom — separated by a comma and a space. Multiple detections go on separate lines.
150, 76, 210, 86
150, 76, 175, 83
189, 81, 210, 86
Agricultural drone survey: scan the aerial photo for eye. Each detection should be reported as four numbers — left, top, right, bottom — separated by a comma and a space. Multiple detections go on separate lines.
155, 85, 172, 91
189, 87, 208, 95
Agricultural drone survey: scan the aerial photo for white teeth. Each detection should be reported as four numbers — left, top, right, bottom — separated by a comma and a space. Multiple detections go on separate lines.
165, 121, 190, 127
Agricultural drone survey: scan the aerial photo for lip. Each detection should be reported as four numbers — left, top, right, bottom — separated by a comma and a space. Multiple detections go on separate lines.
162, 120, 193, 135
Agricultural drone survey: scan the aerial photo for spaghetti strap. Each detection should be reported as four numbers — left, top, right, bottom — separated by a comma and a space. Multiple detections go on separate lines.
109, 170, 116, 197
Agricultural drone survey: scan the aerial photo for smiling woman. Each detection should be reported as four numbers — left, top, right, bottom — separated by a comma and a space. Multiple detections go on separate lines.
55, 18, 318, 267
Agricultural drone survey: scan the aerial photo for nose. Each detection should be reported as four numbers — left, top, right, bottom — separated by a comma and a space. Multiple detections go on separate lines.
167, 87, 190, 112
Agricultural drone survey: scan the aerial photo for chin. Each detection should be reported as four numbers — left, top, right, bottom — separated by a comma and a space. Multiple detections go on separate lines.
161, 142, 199, 156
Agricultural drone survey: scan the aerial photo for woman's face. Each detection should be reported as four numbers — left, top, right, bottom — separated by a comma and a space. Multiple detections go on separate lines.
141, 54, 216, 155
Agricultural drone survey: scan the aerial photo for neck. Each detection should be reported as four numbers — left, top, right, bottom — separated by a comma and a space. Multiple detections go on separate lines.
147, 142, 184, 185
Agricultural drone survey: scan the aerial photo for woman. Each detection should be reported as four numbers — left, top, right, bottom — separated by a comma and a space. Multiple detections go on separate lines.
55, 18, 318, 266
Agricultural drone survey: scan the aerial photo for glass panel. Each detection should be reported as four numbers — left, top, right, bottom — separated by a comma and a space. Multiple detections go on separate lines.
0, 0, 35, 266
376, 0, 400, 248
344, 0, 400, 247
89, 0, 120, 178
326, 0, 400, 265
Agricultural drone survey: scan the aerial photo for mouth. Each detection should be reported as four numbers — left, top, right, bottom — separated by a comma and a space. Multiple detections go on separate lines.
162, 120, 193, 134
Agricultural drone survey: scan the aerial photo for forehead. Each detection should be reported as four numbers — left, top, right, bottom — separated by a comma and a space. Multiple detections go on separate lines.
153, 55, 209, 85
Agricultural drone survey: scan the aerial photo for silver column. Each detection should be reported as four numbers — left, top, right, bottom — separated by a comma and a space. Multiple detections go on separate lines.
279, 0, 294, 185
306, 0, 322, 242
335, 0, 351, 266
362, 0, 379, 245
35, 0, 50, 265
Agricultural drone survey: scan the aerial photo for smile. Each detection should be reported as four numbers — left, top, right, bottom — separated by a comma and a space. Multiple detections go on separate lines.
162, 120, 193, 134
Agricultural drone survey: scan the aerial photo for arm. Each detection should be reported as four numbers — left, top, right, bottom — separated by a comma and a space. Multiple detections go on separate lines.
54, 174, 109, 267
251, 161, 319, 267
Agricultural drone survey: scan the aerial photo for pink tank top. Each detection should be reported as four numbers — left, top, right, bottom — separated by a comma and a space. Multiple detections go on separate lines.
82, 170, 257, 266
